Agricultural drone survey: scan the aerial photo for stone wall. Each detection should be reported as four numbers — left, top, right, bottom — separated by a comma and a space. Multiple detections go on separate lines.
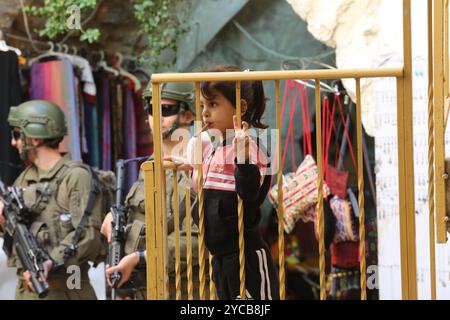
286, 0, 403, 137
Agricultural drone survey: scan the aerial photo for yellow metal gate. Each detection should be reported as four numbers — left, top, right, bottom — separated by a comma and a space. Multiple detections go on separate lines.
141, 0, 447, 300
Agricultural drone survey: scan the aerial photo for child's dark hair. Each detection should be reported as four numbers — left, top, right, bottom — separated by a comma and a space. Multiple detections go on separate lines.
199, 64, 269, 129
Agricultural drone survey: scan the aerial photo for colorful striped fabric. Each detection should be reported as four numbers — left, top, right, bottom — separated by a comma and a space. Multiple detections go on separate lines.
83, 95, 100, 168
101, 77, 112, 170
123, 85, 138, 191
30, 58, 81, 160
135, 88, 153, 157
90, 99, 100, 168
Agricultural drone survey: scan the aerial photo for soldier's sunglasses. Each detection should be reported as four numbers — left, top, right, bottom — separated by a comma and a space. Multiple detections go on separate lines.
145, 100, 181, 117
11, 130, 21, 141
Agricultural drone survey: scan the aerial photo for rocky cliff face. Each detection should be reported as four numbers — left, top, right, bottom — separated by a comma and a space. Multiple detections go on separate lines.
0, 0, 31, 30
286, 0, 404, 136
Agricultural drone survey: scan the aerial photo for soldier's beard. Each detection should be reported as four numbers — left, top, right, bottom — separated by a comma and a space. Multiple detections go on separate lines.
161, 116, 192, 140
18, 136, 40, 162
19, 146, 36, 162
19, 149, 27, 161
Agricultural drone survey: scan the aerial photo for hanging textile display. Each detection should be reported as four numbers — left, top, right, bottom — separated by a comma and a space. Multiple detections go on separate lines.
123, 83, 138, 190
111, 80, 123, 167
83, 93, 100, 168
0, 51, 22, 185
330, 195, 359, 243
101, 76, 112, 171
6, 47, 153, 190
269, 80, 330, 234
30, 59, 81, 160
75, 77, 88, 155
135, 87, 152, 157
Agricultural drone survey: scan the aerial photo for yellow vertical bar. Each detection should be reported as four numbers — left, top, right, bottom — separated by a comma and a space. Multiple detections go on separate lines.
163, 171, 169, 299
275, 80, 286, 300
235, 80, 246, 300
195, 82, 207, 300
151, 82, 166, 300
397, 78, 410, 300
143, 160, 157, 299
434, 0, 448, 244
446, 0, 450, 129
173, 170, 181, 300
428, 0, 437, 300
185, 179, 193, 300
209, 253, 216, 299
355, 79, 367, 300
403, 0, 418, 299
445, 0, 449, 98
315, 79, 326, 300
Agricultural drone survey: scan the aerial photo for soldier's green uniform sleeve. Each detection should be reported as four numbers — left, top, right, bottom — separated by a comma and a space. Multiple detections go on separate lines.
50, 167, 103, 266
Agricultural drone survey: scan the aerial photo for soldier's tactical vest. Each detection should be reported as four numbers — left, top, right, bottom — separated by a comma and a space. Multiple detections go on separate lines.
124, 177, 146, 256
123, 169, 199, 256
11, 161, 113, 268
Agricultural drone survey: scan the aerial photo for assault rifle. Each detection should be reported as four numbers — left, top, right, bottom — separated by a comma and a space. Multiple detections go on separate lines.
0, 179, 49, 298
109, 156, 148, 300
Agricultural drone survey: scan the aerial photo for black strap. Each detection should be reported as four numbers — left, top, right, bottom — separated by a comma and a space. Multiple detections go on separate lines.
60, 164, 99, 260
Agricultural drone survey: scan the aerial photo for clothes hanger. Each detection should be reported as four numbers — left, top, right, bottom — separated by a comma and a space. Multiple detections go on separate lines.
71, 46, 78, 55
47, 41, 55, 53
62, 44, 69, 54
96, 50, 119, 76
282, 58, 341, 94
294, 79, 339, 94
133, 67, 150, 80
0, 30, 22, 56
126, 57, 150, 81
301, 57, 336, 70
283, 57, 336, 71
28, 41, 67, 66
114, 52, 141, 91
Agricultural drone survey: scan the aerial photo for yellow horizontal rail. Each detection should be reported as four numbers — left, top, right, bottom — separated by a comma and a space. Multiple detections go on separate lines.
151, 68, 404, 83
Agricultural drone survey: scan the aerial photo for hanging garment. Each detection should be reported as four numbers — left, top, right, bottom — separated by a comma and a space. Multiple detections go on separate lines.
123, 84, 138, 191
111, 78, 123, 166
91, 99, 100, 168
29, 52, 96, 96
75, 75, 88, 155
0, 51, 22, 184
83, 93, 100, 167
30, 58, 81, 160
93, 72, 105, 168
62, 54, 96, 96
326, 266, 361, 300
135, 87, 152, 157
101, 77, 112, 170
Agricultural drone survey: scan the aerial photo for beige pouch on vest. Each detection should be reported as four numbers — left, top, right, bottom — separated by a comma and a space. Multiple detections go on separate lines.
124, 219, 146, 255
22, 183, 54, 215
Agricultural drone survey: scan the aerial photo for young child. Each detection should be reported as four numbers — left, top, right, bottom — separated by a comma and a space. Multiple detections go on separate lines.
187, 64, 280, 300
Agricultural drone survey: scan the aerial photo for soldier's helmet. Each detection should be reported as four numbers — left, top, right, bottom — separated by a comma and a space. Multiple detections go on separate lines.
143, 82, 195, 115
7, 100, 68, 139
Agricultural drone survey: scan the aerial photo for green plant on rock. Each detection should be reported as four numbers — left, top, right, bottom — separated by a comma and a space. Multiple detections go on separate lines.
25, 0, 100, 43
133, 0, 190, 71
25, 0, 189, 69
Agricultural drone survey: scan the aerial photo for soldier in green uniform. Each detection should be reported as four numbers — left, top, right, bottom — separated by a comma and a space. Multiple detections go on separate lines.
101, 82, 201, 300
0, 100, 104, 300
